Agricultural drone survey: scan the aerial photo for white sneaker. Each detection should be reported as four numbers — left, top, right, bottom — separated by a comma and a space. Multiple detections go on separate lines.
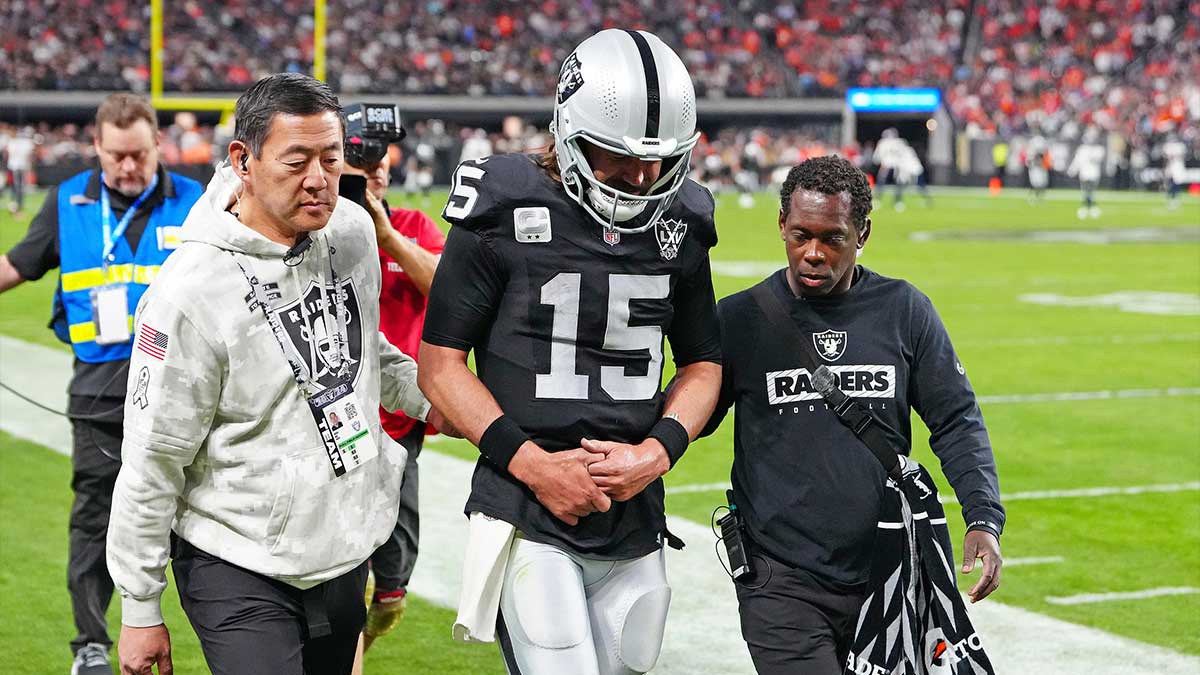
1089, 206, 1102, 218
71, 643, 110, 675
1076, 206, 1088, 220
738, 193, 755, 209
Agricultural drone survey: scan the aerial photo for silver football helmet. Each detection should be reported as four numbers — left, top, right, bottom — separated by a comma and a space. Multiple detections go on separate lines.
552, 29, 700, 234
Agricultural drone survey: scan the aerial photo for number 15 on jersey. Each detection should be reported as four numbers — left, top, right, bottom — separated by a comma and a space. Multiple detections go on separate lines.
536, 272, 670, 402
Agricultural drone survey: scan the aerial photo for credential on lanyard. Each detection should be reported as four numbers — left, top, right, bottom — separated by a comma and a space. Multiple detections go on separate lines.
100, 172, 159, 270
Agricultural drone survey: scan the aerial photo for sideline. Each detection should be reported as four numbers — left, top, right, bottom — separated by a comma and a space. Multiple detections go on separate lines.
3, 335, 1199, 674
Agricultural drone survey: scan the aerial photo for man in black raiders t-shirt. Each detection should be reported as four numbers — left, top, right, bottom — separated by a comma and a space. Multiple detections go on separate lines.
703, 156, 1005, 674
419, 29, 722, 675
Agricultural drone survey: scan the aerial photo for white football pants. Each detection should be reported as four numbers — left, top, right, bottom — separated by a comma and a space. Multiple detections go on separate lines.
496, 536, 672, 675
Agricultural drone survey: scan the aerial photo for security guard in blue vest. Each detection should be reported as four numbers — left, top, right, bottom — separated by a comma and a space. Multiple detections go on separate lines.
0, 93, 202, 675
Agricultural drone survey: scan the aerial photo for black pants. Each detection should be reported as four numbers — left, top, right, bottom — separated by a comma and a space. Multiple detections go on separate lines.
734, 548, 865, 675
369, 424, 424, 592
68, 416, 122, 653
173, 539, 369, 675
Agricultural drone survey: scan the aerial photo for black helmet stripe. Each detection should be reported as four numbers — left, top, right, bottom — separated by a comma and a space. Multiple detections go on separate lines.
622, 29, 660, 139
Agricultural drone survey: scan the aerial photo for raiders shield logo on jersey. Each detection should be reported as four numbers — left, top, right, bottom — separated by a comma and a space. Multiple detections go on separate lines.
655, 218, 688, 260
557, 52, 585, 104
812, 329, 847, 362
277, 279, 363, 388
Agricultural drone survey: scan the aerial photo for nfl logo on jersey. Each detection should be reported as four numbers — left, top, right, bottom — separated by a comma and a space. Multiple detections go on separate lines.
655, 218, 688, 260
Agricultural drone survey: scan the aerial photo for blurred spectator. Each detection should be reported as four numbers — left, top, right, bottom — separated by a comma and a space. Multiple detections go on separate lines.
3, 125, 38, 214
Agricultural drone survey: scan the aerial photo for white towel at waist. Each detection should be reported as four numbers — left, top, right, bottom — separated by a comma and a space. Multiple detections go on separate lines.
452, 512, 517, 643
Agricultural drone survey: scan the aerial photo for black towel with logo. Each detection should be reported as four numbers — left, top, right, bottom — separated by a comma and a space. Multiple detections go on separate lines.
844, 458, 996, 675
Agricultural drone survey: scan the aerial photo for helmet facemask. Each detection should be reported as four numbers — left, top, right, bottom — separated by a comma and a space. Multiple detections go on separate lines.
555, 124, 696, 235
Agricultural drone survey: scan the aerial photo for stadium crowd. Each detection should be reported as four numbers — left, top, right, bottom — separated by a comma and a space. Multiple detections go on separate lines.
0, 0, 967, 98
948, 0, 1200, 143
3, 0, 1196, 195
4, 0, 1196, 153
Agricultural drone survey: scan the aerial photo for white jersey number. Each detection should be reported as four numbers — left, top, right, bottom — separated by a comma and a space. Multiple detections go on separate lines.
443, 161, 488, 221
535, 272, 670, 401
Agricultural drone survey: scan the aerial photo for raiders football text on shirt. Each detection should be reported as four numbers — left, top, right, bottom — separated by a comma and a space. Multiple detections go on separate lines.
704, 267, 1004, 590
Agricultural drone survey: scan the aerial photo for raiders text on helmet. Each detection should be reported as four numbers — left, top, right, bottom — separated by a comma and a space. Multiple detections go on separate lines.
552, 29, 700, 234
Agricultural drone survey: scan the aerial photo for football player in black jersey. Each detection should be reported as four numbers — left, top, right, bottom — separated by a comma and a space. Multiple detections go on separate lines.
419, 29, 722, 675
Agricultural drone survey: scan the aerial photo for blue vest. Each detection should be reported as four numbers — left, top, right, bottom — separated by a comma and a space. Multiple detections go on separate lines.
53, 169, 203, 363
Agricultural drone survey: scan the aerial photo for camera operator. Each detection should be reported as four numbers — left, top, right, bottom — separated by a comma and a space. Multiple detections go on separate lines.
340, 105, 445, 654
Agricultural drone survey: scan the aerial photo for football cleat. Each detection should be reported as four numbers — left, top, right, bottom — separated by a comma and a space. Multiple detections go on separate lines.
364, 589, 408, 640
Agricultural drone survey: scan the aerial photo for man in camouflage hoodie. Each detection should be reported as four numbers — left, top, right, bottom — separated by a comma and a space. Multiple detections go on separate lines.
107, 74, 448, 675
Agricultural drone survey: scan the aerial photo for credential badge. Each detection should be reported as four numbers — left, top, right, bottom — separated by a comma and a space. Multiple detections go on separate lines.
812, 329, 847, 362
655, 218, 688, 260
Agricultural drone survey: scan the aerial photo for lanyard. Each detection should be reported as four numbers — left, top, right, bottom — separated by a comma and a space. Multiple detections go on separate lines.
100, 172, 159, 270
230, 236, 350, 396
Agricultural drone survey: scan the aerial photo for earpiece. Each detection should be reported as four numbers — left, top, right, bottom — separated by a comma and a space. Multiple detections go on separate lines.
240, 155, 249, 172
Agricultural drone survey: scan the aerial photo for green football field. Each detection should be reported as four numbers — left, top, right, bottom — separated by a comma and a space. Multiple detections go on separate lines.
1, 185, 1198, 673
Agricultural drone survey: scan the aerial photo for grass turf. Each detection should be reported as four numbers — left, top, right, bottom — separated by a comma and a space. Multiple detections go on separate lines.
1, 184, 1198, 670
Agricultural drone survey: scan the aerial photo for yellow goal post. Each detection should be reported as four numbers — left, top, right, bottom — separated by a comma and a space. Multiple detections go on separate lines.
149, 0, 327, 113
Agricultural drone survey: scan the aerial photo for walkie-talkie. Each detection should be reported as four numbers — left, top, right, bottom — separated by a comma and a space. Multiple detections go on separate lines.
717, 489, 753, 580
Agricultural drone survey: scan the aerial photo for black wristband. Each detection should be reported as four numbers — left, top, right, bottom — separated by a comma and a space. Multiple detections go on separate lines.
478, 415, 530, 470
966, 520, 1002, 539
648, 416, 690, 468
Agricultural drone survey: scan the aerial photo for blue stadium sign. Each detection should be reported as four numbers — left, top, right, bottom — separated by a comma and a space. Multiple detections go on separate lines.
846, 88, 941, 112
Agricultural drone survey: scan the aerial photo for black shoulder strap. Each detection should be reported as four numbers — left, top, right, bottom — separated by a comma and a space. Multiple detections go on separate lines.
749, 279, 903, 481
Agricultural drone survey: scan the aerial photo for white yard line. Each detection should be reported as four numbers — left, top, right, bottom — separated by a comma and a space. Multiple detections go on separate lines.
915, 186, 1197, 203
664, 482, 730, 496
958, 332, 1200, 348
1004, 556, 1065, 567
977, 387, 1200, 404
668, 481, 1200, 503
3, 335, 1199, 674
1046, 587, 1200, 606
983, 482, 1200, 502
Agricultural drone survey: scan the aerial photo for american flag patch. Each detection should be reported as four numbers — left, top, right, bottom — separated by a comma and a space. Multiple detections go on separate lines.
136, 325, 169, 360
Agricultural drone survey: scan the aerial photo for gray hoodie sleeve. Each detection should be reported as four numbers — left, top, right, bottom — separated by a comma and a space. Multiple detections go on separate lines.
107, 293, 222, 627
378, 331, 430, 420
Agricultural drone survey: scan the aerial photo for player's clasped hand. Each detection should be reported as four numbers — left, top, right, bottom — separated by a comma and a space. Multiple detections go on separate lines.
508, 442, 611, 526
582, 438, 671, 502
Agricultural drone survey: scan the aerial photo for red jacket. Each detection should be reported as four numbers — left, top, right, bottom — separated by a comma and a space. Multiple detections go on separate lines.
378, 205, 446, 440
